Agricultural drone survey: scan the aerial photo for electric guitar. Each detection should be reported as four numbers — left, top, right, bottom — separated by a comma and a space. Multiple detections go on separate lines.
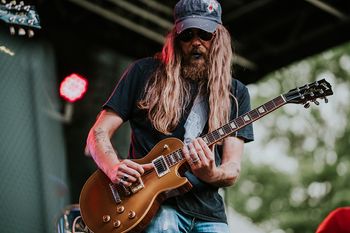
0, 1, 41, 37
79, 79, 333, 233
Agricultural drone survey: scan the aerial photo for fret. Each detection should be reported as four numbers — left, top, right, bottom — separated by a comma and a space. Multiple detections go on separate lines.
235, 117, 245, 127
212, 130, 220, 140
207, 133, 215, 143
265, 100, 275, 111
223, 124, 232, 134
165, 156, 171, 166
166, 153, 174, 168
174, 150, 182, 161
273, 96, 285, 106
249, 109, 259, 120
169, 154, 175, 165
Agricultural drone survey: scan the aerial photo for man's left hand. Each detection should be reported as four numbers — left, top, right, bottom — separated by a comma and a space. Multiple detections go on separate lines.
182, 138, 218, 183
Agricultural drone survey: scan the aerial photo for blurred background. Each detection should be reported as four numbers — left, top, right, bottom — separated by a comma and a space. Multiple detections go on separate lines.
0, 0, 349, 233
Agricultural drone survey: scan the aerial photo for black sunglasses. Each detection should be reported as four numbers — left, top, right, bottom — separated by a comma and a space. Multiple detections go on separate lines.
177, 29, 215, 42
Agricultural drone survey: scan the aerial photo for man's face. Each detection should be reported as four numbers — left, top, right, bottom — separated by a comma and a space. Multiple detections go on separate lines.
178, 28, 215, 66
178, 28, 215, 81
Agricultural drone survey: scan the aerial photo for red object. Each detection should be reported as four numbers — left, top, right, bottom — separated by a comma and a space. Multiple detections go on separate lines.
316, 207, 350, 233
60, 73, 88, 102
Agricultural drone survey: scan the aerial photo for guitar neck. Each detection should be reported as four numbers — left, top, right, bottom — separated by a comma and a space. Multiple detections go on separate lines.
160, 95, 287, 169
202, 95, 286, 147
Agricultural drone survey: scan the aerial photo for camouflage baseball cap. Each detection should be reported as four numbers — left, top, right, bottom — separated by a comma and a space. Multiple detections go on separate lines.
174, 0, 222, 34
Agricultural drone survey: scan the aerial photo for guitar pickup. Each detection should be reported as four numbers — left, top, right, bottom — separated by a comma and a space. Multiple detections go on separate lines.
152, 155, 170, 177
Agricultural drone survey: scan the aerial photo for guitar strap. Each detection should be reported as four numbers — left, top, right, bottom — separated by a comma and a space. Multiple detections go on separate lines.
183, 93, 209, 145
183, 93, 211, 190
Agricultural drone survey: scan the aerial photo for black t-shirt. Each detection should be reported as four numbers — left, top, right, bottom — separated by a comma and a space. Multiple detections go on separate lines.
103, 57, 254, 223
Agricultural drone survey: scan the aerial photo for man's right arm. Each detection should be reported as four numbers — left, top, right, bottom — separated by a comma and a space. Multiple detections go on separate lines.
86, 109, 151, 185
86, 109, 124, 183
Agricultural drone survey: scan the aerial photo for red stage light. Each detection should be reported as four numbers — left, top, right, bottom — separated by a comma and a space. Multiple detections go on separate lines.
60, 73, 88, 102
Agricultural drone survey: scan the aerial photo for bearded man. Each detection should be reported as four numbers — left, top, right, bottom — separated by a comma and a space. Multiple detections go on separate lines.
86, 0, 254, 232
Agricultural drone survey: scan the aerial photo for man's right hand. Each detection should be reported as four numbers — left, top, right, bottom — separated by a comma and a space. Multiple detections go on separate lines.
107, 160, 154, 186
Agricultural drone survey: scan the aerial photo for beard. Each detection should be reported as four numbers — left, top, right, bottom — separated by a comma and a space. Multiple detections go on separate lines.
181, 50, 209, 82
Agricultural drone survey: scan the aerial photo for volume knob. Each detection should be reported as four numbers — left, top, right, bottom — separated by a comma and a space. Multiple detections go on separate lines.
113, 220, 121, 228
102, 215, 111, 223
117, 206, 125, 213
128, 211, 136, 219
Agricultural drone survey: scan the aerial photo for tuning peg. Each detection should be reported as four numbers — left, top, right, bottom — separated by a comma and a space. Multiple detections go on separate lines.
314, 100, 319, 105
304, 103, 310, 108
9, 26, 15, 35
28, 29, 34, 38
1, 0, 7, 4
18, 28, 26, 36
309, 92, 314, 97
324, 97, 328, 104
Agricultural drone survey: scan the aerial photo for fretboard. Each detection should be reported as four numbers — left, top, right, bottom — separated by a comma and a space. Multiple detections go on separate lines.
161, 95, 287, 169
202, 95, 286, 146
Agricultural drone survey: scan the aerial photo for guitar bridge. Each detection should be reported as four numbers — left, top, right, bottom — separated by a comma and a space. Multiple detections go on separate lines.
130, 177, 145, 193
152, 155, 170, 177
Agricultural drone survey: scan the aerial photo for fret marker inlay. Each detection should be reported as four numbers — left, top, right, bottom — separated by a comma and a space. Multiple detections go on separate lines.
230, 122, 236, 128
203, 137, 209, 144
258, 107, 266, 113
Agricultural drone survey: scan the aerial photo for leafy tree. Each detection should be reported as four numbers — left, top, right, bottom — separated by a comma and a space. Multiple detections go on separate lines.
226, 42, 350, 233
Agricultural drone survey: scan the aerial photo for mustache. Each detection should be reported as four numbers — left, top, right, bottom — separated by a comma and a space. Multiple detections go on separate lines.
190, 48, 205, 55
188, 48, 209, 60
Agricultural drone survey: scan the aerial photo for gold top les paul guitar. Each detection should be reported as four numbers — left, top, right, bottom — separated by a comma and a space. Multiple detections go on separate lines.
80, 79, 333, 233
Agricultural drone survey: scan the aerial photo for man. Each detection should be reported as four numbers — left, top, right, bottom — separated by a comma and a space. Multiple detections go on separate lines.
86, 0, 254, 232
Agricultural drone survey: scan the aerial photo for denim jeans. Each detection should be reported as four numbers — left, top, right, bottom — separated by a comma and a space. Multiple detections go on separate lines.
143, 205, 230, 233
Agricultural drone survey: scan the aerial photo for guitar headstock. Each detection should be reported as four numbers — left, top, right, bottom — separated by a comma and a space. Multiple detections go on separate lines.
0, 0, 41, 37
283, 79, 333, 108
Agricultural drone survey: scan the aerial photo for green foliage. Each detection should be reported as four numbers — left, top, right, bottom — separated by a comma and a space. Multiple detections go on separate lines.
226, 42, 350, 233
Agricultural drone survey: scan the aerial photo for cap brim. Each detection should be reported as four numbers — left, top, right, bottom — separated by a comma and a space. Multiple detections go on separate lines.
175, 17, 218, 34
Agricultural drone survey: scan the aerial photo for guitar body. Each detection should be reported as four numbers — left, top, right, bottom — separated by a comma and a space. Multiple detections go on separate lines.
79, 138, 192, 233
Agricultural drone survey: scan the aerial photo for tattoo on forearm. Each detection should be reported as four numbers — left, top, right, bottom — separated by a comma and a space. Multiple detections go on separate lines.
93, 128, 107, 143
93, 128, 116, 157
104, 145, 116, 156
